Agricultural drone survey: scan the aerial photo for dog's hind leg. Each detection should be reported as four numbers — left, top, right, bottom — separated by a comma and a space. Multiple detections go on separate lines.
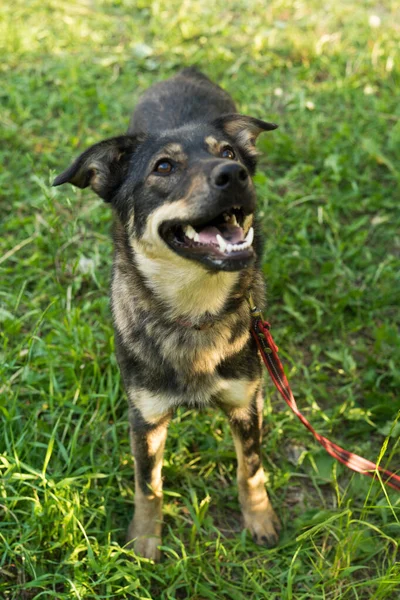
127, 406, 171, 561
221, 383, 281, 547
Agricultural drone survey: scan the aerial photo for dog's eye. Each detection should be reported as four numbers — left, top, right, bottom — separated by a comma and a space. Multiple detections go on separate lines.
221, 146, 235, 160
154, 159, 174, 174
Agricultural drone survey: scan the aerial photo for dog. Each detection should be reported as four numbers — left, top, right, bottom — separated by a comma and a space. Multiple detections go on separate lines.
53, 67, 281, 561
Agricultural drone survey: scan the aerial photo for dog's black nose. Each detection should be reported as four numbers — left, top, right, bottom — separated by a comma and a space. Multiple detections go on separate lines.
211, 162, 248, 189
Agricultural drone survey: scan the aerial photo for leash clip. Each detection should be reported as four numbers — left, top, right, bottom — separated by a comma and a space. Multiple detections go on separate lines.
247, 292, 264, 321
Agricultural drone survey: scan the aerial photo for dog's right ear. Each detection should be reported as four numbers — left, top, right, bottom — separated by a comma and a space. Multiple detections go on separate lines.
212, 114, 278, 158
52, 135, 143, 202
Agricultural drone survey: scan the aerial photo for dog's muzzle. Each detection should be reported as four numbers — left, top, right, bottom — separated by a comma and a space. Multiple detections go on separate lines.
159, 162, 256, 272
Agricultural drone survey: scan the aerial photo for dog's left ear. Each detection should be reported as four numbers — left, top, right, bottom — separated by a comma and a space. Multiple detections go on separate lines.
53, 135, 143, 202
213, 113, 278, 155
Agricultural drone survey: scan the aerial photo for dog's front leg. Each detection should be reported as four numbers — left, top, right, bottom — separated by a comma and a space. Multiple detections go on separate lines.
222, 384, 281, 547
127, 406, 170, 561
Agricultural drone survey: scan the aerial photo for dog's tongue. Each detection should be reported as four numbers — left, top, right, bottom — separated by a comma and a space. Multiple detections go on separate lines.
197, 223, 244, 245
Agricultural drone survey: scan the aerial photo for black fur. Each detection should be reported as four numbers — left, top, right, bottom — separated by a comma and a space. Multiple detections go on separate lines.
129, 67, 236, 134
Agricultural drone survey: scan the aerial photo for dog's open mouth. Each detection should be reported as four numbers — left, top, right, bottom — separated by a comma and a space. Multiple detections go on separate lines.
160, 206, 255, 271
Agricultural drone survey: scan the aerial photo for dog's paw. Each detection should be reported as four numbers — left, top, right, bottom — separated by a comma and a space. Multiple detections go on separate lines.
130, 534, 162, 562
243, 505, 281, 548
127, 519, 162, 562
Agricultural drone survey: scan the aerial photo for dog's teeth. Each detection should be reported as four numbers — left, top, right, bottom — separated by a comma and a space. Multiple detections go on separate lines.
184, 225, 196, 240
215, 228, 253, 255
224, 213, 238, 225
243, 214, 253, 233
216, 234, 227, 252
193, 232, 200, 242
227, 214, 238, 226
227, 237, 253, 252
245, 227, 254, 245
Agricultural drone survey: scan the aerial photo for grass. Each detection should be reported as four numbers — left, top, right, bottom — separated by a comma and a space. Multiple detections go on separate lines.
1, 0, 400, 597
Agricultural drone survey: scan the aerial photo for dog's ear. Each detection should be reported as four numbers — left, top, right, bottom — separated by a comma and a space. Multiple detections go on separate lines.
52, 135, 142, 202
213, 113, 278, 156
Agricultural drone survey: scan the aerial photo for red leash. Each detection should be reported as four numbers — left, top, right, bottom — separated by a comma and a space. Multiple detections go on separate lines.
248, 296, 400, 492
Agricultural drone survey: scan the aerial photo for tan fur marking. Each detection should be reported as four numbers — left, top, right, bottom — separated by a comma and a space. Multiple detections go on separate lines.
127, 495, 162, 561
87, 160, 106, 193
142, 308, 250, 378
112, 269, 152, 337
222, 118, 255, 137
162, 142, 184, 154
127, 209, 135, 231
132, 389, 175, 423
152, 143, 188, 166
205, 136, 236, 157
131, 198, 239, 320
233, 436, 272, 511
189, 328, 250, 374
236, 130, 260, 158
219, 378, 259, 408
128, 483, 163, 561
129, 375, 256, 421
134, 249, 238, 320
221, 118, 262, 158
137, 198, 190, 250
128, 420, 168, 561
147, 424, 169, 459
205, 135, 219, 153
231, 430, 281, 545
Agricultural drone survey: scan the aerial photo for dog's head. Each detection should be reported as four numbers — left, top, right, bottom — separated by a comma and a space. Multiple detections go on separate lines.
54, 114, 277, 272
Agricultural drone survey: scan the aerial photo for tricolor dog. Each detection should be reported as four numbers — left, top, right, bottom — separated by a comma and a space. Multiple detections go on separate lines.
54, 68, 280, 561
